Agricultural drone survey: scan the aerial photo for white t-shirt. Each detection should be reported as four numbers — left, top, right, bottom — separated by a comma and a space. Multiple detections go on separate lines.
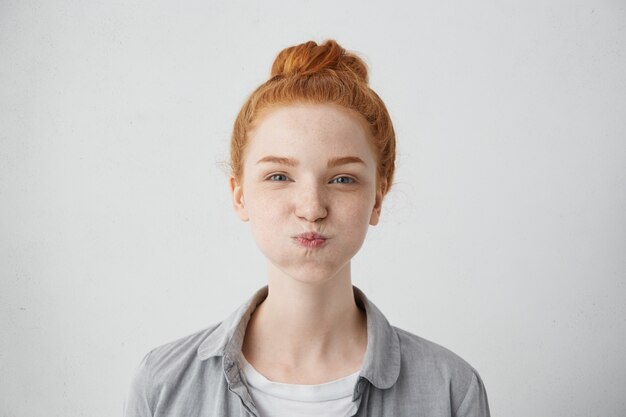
239, 354, 360, 417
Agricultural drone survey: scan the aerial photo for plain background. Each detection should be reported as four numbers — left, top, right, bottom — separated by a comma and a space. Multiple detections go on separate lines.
1, 0, 625, 416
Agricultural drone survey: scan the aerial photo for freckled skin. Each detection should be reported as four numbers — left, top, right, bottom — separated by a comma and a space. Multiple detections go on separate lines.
230, 103, 383, 285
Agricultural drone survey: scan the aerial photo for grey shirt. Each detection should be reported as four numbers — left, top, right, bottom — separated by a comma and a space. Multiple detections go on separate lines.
124, 286, 490, 417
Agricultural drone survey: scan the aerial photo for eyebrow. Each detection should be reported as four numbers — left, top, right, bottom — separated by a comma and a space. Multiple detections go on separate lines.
256, 156, 298, 167
256, 156, 367, 168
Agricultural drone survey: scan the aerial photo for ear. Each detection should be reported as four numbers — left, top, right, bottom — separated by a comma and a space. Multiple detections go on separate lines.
230, 175, 249, 222
369, 179, 386, 226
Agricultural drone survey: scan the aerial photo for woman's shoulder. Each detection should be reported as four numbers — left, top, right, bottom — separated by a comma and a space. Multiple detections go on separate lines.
391, 326, 490, 415
134, 289, 267, 383
124, 324, 225, 416
393, 326, 480, 376
134, 323, 223, 383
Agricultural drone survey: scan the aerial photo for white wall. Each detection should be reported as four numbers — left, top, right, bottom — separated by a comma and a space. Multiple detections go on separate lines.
1, 1, 625, 416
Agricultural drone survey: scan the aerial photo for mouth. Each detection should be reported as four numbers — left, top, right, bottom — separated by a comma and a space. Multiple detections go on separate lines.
293, 232, 328, 249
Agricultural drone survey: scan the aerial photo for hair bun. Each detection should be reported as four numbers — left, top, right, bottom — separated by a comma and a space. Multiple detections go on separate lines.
270, 39, 369, 84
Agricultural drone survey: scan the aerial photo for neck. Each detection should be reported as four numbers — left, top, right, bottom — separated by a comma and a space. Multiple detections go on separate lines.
241, 262, 367, 384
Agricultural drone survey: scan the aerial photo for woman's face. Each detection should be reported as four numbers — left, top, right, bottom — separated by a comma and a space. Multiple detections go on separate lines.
230, 103, 384, 285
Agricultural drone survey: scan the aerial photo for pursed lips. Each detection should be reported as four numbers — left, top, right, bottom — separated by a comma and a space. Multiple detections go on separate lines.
293, 232, 328, 248
295, 232, 327, 240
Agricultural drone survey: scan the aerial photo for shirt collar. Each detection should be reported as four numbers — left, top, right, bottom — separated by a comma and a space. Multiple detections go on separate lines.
196, 285, 401, 390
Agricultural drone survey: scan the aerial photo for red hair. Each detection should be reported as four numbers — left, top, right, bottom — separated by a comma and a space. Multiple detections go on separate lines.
230, 39, 396, 196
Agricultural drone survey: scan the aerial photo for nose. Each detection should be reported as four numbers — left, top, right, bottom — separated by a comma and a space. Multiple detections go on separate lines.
294, 182, 328, 222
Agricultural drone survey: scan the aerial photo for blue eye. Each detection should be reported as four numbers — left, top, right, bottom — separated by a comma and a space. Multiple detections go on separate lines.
331, 176, 356, 184
268, 174, 289, 181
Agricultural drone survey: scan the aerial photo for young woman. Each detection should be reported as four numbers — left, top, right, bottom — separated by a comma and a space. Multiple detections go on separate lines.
124, 39, 491, 417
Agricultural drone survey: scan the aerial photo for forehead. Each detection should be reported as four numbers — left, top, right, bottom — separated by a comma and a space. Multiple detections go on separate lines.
246, 103, 376, 162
